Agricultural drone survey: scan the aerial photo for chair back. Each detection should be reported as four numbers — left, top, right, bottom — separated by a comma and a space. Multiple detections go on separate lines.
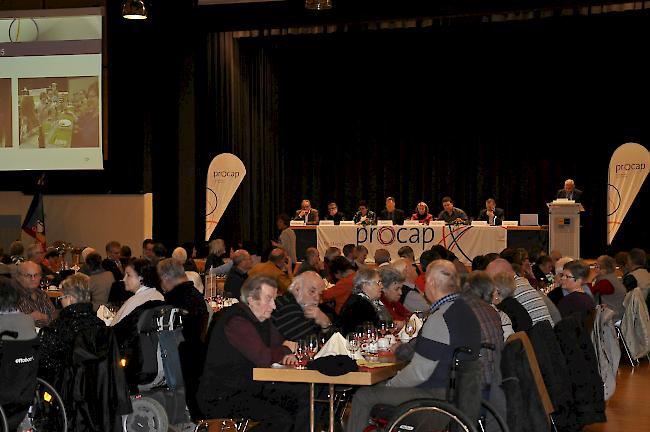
620, 287, 650, 359
0, 335, 40, 429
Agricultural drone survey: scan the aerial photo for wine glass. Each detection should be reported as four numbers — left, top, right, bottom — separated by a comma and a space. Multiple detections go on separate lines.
405, 318, 417, 338
306, 335, 319, 361
347, 334, 360, 359
379, 321, 388, 337
387, 321, 397, 335
295, 340, 308, 370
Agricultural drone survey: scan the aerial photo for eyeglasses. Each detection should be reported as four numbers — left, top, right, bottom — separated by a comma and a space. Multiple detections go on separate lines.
19, 272, 42, 279
57, 294, 71, 306
560, 274, 577, 280
370, 280, 383, 286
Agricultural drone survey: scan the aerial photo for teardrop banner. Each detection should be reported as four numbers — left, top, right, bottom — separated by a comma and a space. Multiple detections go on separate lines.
205, 153, 246, 241
607, 143, 650, 244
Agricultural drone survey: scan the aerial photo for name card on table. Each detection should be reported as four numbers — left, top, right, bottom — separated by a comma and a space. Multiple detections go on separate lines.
501, 220, 519, 226
290, 220, 306, 226
377, 220, 393, 226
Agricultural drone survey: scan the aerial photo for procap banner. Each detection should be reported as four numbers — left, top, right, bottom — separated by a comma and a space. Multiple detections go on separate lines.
608, 143, 650, 244
205, 153, 246, 241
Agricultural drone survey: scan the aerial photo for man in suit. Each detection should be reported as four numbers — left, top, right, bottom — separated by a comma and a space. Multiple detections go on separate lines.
379, 196, 405, 225
477, 198, 505, 226
556, 178, 582, 202
293, 199, 319, 225
102, 240, 124, 281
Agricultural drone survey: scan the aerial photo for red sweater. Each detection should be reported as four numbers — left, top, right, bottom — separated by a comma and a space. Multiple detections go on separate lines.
322, 272, 356, 314
380, 293, 412, 322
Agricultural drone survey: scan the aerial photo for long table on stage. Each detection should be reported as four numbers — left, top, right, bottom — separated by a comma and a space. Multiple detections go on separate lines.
291, 225, 548, 264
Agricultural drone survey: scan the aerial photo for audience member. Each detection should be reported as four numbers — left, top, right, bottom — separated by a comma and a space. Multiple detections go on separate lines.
224, 249, 253, 300
13, 261, 54, 327
293, 199, 319, 225
623, 248, 650, 299
557, 260, 595, 318
272, 214, 297, 263
355, 245, 369, 268
172, 247, 205, 293
342, 244, 359, 271
248, 248, 293, 294
379, 196, 405, 225
181, 241, 199, 272
378, 266, 410, 323
590, 255, 626, 321
86, 252, 116, 312
436, 196, 469, 225
8, 240, 25, 264
197, 276, 307, 431
346, 260, 480, 432
272, 271, 334, 340
25, 242, 52, 277
297, 247, 327, 278
339, 268, 391, 335
102, 240, 124, 281
392, 258, 429, 313
0, 278, 36, 341
322, 256, 356, 314
491, 272, 532, 332
111, 259, 163, 325
374, 249, 391, 266
142, 239, 155, 261
205, 239, 228, 270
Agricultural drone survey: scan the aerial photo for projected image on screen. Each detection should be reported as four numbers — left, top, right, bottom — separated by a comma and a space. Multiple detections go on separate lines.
0, 79, 11, 149
18, 76, 100, 149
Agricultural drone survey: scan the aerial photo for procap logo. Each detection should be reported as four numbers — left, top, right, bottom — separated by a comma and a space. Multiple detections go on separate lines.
356, 226, 435, 248
615, 162, 646, 174
213, 170, 241, 178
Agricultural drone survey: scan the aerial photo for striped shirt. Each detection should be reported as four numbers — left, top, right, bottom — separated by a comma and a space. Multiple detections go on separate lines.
14, 281, 55, 328
513, 276, 553, 326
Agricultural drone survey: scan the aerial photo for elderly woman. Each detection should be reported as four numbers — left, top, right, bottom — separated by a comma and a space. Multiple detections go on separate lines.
172, 247, 205, 293
378, 266, 410, 323
464, 271, 513, 341
411, 202, 433, 225
0, 278, 36, 341
340, 268, 392, 335
493, 272, 532, 332
110, 258, 164, 326
38, 273, 105, 384
197, 276, 307, 432
557, 260, 595, 319
391, 258, 430, 313
590, 255, 626, 321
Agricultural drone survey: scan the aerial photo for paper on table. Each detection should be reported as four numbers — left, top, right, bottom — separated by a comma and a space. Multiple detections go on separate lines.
357, 359, 397, 368
398, 314, 424, 341
96, 304, 115, 326
314, 332, 364, 360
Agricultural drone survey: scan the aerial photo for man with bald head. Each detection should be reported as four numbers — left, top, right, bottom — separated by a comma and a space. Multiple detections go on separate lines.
13, 261, 54, 327
248, 248, 293, 294
272, 271, 335, 341
346, 260, 481, 432
556, 178, 582, 203
486, 258, 554, 326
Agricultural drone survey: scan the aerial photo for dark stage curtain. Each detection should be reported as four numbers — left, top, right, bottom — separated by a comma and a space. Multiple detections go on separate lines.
199, 13, 650, 257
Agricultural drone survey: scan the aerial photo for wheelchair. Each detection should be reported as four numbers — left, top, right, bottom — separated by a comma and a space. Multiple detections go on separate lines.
0, 331, 67, 432
366, 346, 509, 432
116, 303, 194, 432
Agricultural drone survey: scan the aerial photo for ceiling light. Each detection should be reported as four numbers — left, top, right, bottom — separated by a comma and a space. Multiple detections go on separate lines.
123, 0, 148, 20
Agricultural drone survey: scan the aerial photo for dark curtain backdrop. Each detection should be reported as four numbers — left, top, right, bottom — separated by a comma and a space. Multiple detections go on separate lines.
200, 12, 650, 258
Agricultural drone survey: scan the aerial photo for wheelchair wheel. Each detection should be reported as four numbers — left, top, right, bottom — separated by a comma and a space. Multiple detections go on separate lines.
0, 405, 8, 432
385, 399, 479, 432
478, 400, 509, 432
28, 378, 68, 431
126, 396, 169, 432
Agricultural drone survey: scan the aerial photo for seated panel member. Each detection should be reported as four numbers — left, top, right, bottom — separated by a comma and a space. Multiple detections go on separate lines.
293, 199, 319, 225
436, 196, 469, 225
411, 202, 433, 225
197, 276, 308, 432
476, 198, 505, 226
353, 200, 377, 225
324, 201, 346, 225
379, 196, 405, 225
556, 178, 583, 203
345, 260, 481, 432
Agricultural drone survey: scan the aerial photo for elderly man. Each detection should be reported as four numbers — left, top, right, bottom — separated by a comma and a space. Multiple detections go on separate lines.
476, 198, 505, 226
272, 271, 334, 340
437, 196, 469, 225
197, 276, 307, 431
374, 249, 392, 267
25, 242, 53, 277
13, 261, 54, 327
324, 201, 346, 224
296, 247, 327, 277
293, 199, 319, 225
486, 258, 554, 326
346, 260, 481, 432
223, 249, 253, 300
391, 258, 430, 313
248, 248, 293, 294
379, 197, 406, 225
556, 178, 582, 202
102, 240, 124, 281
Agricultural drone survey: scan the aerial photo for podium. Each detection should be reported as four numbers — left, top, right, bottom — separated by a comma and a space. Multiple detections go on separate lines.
547, 200, 584, 258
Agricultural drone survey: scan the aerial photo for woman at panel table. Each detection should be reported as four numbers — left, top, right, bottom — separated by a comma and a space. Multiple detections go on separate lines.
197, 276, 307, 432
353, 200, 377, 225
339, 268, 392, 335
411, 201, 433, 225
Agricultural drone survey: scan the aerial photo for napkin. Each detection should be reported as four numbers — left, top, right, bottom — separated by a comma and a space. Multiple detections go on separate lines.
97, 305, 115, 326
314, 332, 364, 360
398, 314, 424, 341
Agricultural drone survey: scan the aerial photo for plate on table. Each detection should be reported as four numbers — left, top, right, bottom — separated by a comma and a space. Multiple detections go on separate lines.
58, 119, 72, 127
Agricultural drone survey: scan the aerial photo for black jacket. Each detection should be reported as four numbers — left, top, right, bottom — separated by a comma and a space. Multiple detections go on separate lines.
339, 294, 380, 335
378, 208, 406, 225
476, 208, 505, 225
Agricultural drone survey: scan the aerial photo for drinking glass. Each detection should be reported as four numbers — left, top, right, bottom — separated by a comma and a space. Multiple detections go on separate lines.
405, 319, 417, 338
295, 340, 308, 370
306, 335, 319, 360
379, 321, 388, 337
347, 334, 360, 358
